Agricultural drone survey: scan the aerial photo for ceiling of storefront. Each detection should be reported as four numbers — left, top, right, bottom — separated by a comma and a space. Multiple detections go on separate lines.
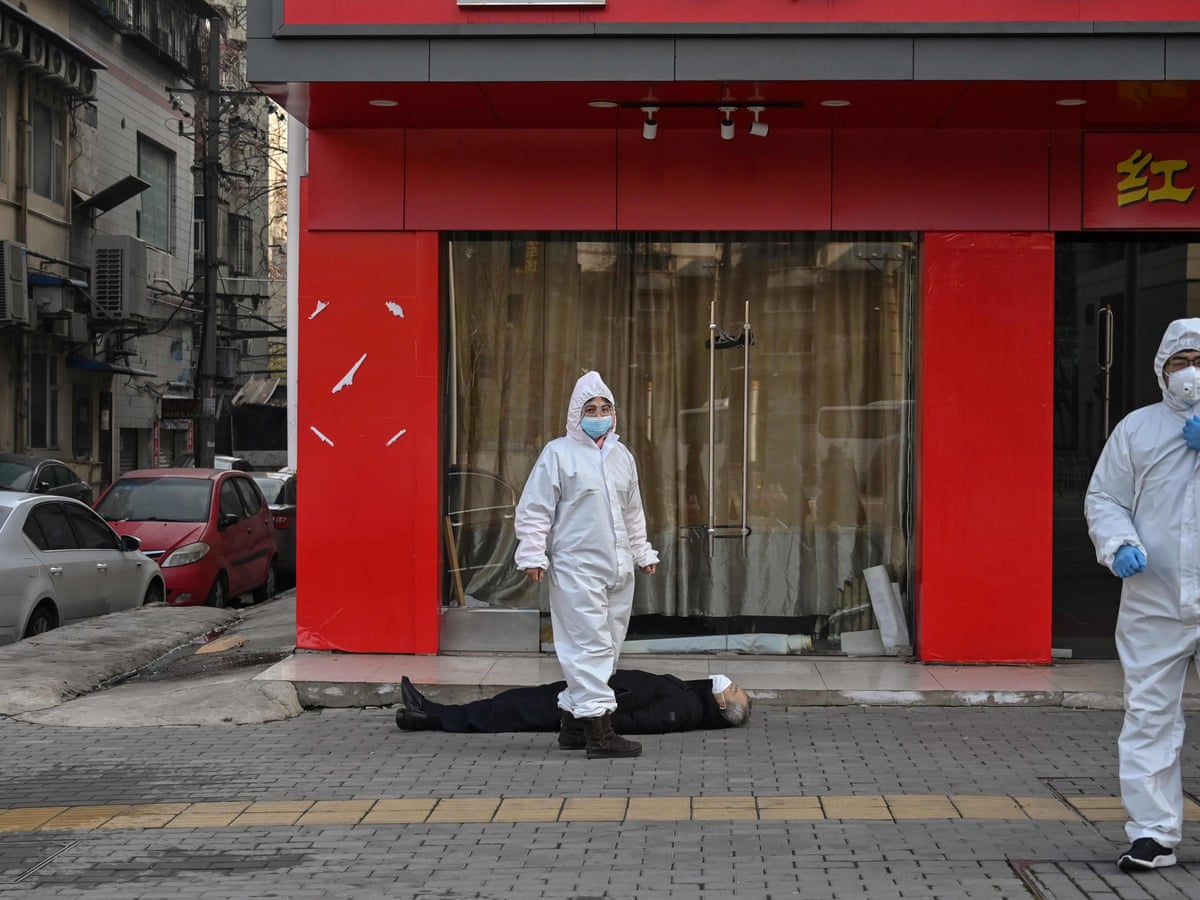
263, 80, 1200, 131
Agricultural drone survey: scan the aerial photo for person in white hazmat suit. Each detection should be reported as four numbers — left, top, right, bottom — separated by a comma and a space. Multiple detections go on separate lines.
1086, 317, 1200, 872
514, 371, 659, 759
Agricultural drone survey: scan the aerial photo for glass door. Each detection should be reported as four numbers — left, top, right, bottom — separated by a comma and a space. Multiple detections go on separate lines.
445, 232, 915, 655
1053, 237, 1200, 657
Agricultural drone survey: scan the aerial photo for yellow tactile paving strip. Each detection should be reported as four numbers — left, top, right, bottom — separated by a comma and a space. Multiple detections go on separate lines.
0, 794, 1187, 832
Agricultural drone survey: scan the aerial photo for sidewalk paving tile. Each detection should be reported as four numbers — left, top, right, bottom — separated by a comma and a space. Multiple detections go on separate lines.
950, 795, 1027, 819
690, 796, 758, 820
558, 798, 627, 821
492, 798, 564, 822
34, 805, 131, 830
883, 794, 958, 819
230, 800, 313, 827
626, 797, 690, 821
821, 795, 892, 819
756, 796, 824, 820
1014, 797, 1082, 820
97, 803, 190, 829
0, 807, 69, 832
425, 798, 501, 823
295, 800, 375, 825
360, 799, 436, 824
163, 802, 252, 829
1067, 796, 1128, 821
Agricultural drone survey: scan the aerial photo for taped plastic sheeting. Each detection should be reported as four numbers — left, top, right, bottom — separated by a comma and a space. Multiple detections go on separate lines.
864, 564, 909, 653
620, 633, 812, 655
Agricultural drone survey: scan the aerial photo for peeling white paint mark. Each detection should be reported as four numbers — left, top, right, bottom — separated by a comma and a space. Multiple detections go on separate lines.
842, 691, 925, 705
386, 429, 408, 446
310, 426, 334, 447
308, 300, 329, 320
332, 354, 367, 394
385, 301, 405, 318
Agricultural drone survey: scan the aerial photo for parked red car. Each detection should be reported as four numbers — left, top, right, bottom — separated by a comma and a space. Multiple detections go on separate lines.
95, 468, 277, 608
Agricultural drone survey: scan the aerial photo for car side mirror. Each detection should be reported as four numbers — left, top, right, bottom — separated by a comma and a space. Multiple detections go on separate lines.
37, 480, 51, 492
219, 513, 239, 529
120, 534, 142, 552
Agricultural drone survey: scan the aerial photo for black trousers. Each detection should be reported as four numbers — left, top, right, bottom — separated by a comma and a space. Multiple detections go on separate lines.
432, 682, 568, 733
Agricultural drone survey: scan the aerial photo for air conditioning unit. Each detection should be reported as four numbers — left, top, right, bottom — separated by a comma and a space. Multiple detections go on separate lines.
22, 31, 47, 69
0, 16, 24, 57
0, 241, 31, 325
92, 235, 148, 321
65, 56, 80, 87
77, 68, 97, 98
216, 346, 239, 379
51, 313, 89, 342
44, 45, 68, 83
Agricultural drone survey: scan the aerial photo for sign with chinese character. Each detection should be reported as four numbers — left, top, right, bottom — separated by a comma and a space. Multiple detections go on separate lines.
1084, 134, 1200, 229
161, 397, 201, 420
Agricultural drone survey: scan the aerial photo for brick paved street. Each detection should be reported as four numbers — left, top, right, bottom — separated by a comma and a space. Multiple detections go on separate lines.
3, 705, 1200, 898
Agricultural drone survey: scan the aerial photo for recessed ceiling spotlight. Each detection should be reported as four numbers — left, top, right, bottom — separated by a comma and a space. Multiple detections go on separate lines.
588, 99, 619, 108
820, 99, 851, 108
369, 99, 399, 107
1055, 98, 1087, 107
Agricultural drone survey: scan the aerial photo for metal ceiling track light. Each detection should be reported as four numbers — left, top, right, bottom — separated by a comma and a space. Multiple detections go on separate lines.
618, 100, 800, 140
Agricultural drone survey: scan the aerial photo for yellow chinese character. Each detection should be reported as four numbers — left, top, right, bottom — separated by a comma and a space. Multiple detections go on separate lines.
1148, 159, 1195, 203
1116, 150, 1151, 207
1116, 150, 1196, 207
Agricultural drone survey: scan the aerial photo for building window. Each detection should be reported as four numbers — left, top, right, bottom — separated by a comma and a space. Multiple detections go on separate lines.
228, 214, 252, 275
30, 352, 59, 449
30, 97, 65, 203
138, 136, 173, 250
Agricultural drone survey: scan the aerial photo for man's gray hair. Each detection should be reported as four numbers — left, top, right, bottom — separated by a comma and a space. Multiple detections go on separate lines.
720, 693, 752, 727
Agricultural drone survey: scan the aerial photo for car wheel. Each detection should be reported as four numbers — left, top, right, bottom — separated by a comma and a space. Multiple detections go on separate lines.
251, 560, 278, 605
23, 602, 58, 638
206, 574, 229, 609
143, 580, 165, 606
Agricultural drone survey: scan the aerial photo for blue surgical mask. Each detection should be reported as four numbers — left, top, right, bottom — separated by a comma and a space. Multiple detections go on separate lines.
581, 416, 612, 439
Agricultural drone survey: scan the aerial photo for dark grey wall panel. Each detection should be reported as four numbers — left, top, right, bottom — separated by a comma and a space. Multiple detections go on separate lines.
1166, 37, 1200, 79
914, 36, 1165, 80
428, 38, 675, 81
246, 38, 431, 83
675, 37, 913, 80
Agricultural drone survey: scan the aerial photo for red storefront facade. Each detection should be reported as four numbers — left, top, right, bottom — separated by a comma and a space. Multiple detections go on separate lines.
248, 1, 1200, 663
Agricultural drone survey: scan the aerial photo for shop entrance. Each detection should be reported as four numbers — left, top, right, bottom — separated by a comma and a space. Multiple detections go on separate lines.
445, 233, 916, 655
1052, 237, 1200, 658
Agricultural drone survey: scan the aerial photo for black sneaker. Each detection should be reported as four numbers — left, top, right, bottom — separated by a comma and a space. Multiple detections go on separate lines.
1117, 838, 1177, 871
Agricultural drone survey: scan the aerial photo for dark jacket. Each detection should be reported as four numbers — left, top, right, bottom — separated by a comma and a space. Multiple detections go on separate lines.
430, 668, 733, 734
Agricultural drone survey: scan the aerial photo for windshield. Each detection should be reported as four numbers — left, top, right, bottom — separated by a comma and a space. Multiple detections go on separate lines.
253, 477, 284, 504
96, 477, 213, 523
0, 461, 35, 490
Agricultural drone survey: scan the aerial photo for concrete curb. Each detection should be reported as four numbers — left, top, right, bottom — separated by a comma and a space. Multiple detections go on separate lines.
286, 679, 1137, 710
0, 604, 240, 716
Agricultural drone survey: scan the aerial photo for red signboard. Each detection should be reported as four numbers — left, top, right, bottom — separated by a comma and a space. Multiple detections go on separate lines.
1083, 133, 1200, 230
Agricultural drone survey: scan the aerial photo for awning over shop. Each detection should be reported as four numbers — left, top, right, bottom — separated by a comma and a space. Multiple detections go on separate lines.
232, 375, 285, 407
66, 355, 157, 378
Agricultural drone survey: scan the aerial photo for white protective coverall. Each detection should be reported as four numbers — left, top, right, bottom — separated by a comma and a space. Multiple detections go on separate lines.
1085, 317, 1200, 848
514, 371, 659, 719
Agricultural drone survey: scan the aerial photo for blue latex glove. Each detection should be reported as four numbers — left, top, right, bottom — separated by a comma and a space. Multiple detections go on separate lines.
1113, 545, 1146, 578
1185, 416, 1200, 451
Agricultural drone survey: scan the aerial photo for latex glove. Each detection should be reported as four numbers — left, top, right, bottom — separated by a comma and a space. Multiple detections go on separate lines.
1113, 545, 1146, 578
1185, 416, 1200, 451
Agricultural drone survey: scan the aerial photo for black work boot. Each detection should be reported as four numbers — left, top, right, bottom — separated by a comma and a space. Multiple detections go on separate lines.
558, 709, 586, 750
583, 712, 642, 759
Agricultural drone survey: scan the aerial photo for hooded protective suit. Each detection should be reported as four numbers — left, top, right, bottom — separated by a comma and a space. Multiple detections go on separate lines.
514, 371, 659, 719
1086, 317, 1200, 848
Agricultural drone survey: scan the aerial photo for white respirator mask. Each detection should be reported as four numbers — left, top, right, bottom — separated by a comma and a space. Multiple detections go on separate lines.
1168, 365, 1200, 406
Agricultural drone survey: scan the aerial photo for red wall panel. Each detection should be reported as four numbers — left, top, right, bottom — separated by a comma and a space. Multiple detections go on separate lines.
917, 231, 1054, 664
296, 217, 441, 652
617, 129, 832, 230
406, 130, 617, 230
284, 0, 1200, 25
308, 129, 405, 230
832, 130, 1050, 231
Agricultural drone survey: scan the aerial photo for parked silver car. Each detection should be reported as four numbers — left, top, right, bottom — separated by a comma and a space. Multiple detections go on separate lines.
0, 493, 164, 644
252, 468, 296, 583
0, 452, 94, 504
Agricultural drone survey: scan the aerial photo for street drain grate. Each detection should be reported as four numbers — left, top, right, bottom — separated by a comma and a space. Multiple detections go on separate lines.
0, 839, 76, 884
1011, 859, 1200, 899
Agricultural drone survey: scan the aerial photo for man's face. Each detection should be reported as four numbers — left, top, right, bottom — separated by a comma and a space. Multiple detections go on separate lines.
1165, 350, 1200, 384
582, 398, 614, 419
717, 684, 749, 711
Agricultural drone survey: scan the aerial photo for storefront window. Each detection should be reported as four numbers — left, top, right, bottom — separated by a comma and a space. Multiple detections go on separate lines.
446, 233, 915, 654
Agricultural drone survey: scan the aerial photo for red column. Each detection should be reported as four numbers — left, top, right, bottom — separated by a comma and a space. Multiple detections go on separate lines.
295, 223, 441, 652
917, 232, 1054, 663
